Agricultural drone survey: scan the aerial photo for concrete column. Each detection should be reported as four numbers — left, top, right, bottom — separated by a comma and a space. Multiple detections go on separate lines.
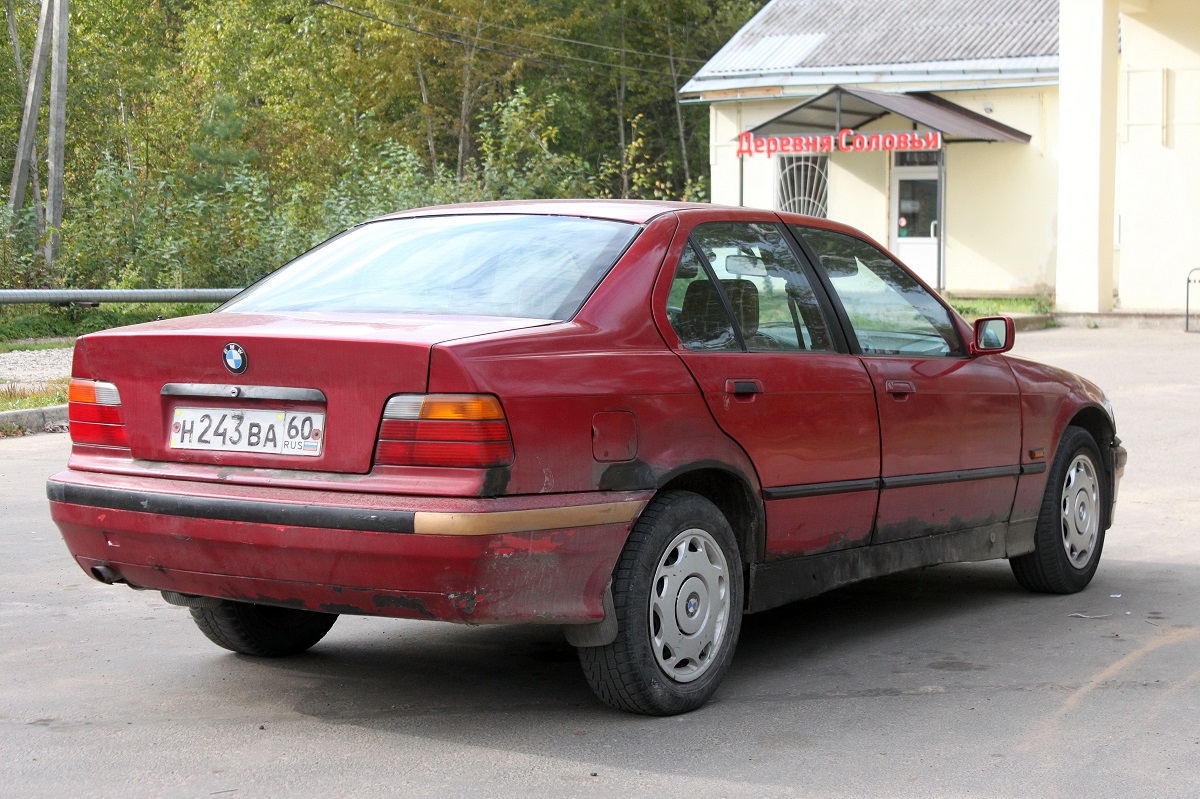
1056, 0, 1119, 312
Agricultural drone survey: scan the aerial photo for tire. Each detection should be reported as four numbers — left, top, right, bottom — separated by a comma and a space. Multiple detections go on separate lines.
189, 600, 338, 657
577, 490, 744, 715
1010, 425, 1107, 594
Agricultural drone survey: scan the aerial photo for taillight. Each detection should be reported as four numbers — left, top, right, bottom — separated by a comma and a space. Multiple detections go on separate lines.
375, 394, 514, 468
68, 379, 129, 449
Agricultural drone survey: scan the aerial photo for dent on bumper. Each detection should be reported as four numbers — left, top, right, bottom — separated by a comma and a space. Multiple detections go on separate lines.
47, 471, 648, 624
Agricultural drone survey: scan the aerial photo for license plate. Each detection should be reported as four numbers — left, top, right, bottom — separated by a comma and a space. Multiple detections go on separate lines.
170, 407, 325, 457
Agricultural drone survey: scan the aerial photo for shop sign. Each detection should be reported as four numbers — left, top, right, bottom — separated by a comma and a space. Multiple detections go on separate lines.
737, 129, 943, 157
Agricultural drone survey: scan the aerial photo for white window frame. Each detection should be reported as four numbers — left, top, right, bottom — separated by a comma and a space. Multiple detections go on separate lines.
775, 155, 829, 218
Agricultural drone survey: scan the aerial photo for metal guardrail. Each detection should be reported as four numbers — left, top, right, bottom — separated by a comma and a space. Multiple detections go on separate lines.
1188, 269, 1200, 333
0, 288, 241, 304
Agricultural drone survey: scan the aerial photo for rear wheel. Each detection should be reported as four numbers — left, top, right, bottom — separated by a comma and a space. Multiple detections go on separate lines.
189, 600, 338, 657
1010, 426, 1107, 594
577, 490, 743, 715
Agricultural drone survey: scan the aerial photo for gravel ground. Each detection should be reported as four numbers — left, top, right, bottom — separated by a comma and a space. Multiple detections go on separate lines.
0, 345, 74, 386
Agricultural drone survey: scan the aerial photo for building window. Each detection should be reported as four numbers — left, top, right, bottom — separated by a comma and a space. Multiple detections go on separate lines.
776, 155, 828, 217
895, 151, 939, 167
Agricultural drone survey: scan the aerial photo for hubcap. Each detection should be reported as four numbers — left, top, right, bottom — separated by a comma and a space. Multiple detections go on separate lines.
1060, 453, 1100, 569
649, 527, 730, 683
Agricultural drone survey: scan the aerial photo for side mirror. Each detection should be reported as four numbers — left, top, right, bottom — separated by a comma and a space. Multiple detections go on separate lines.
972, 316, 1015, 355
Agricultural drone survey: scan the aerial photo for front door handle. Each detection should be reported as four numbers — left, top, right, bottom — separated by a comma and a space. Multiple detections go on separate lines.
725, 378, 763, 395
885, 379, 916, 395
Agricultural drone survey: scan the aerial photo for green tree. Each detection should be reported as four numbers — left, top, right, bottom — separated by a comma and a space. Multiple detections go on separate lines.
3, 0, 765, 289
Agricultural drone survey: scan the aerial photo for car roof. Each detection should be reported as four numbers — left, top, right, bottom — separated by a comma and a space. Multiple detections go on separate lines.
372, 199, 866, 236
371, 199, 744, 225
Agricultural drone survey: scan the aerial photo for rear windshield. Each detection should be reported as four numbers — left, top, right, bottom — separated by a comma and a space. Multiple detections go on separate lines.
220, 214, 639, 320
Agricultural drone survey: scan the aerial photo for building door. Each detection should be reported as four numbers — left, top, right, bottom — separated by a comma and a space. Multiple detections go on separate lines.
890, 152, 941, 287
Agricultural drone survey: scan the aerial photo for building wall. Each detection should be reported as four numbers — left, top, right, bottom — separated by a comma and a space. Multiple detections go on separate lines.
1116, 0, 1200, 311
940, 87, 1059, 296
708, 87, 1060, 297
710, 99, 800, 209
826, 149, 889, 245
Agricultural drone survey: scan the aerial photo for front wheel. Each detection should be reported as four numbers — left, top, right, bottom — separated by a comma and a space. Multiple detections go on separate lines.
577, 491, 744, 715
1010, 426, 1107, 594
189, 600, 338, 657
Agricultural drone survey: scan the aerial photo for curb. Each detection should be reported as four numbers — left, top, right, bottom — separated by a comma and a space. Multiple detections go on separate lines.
0, 404, 68, 434
1010, 314, 1052, 332
961, 313, 1052, 332
1051, 312, 1190, 330
964, 312, 1192, 331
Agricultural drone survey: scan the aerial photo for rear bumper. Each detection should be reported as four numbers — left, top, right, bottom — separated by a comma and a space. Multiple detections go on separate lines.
48, 470, 649, 624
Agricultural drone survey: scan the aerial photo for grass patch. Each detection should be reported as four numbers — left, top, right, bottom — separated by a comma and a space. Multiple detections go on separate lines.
0, 302, 218, 342
0, 340, 74, 354
0, 422, 28, 437
0, 378, 69, 411
948, 295, 1053, 318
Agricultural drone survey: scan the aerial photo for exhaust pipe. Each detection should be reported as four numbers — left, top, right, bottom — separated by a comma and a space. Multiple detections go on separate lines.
90, 565, 125, 584
161, 591, 223, 609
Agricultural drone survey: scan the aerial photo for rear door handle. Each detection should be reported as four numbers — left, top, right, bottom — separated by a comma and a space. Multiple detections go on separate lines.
885, 379, 916, 395
725, 379, 763, 395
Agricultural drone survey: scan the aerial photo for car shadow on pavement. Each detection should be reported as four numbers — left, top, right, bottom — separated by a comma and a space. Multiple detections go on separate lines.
205, 560, 1034, 717
155, 555, 1198, 786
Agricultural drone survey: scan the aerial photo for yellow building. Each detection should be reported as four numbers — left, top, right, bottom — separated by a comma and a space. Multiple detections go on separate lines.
681, 0, 1200, 313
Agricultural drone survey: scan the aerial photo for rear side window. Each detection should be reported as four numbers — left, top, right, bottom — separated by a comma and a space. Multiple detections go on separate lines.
668, 222, 834, 352
668, 243, 741, 351
796, 227, 962, 357
221, 215, 639, 321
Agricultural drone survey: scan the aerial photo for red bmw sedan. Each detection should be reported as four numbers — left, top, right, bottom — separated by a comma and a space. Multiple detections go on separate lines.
48, 201, 1127, 715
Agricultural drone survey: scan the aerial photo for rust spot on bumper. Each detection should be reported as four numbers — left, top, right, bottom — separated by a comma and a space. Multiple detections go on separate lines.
448, 591, 481, 614
373, 593, 435, 618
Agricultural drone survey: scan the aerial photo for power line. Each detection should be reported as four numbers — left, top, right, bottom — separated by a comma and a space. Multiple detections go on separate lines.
316, 1, 683, 89
373, 0, 708, 65
351, 0, 684, 79
402, 14, 681, 79
520, 0, 709, 38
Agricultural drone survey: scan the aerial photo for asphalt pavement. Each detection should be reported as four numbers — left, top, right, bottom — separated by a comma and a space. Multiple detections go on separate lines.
1, 326, 1197, 798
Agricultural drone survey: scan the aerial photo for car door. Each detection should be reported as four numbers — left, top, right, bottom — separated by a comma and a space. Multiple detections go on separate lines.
659, 214, 881, 559
790, 224, 1021, 544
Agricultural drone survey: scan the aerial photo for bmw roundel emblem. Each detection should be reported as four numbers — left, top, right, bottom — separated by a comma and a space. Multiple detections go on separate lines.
222, 343, 248, 374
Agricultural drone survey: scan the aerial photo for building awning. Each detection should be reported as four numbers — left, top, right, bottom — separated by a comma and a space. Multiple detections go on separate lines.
750, 86, 1031, 143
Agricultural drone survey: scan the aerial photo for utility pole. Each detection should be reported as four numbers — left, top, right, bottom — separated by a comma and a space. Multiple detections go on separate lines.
666, 21, 690, 189
45, 0, 68, 265
6, 0, 45, 233
617, 11, 628, 198
8, 0, 52, 216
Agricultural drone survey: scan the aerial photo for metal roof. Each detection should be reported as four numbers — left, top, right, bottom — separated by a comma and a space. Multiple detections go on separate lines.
684, 0, 1058, 93
751, 86, 1032, 143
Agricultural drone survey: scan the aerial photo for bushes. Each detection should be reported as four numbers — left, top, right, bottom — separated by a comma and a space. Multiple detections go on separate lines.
0, 204, 50, 290
0, 304, 218, 341
61, 156, 296, 291
24, 90, 630, 294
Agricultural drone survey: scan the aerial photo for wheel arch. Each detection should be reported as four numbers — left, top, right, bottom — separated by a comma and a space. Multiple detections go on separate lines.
655, 464, 765, 567
1063, 405, 1117, 529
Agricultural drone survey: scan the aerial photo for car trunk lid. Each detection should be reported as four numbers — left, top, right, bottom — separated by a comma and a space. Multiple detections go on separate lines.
72, 312, 549, 474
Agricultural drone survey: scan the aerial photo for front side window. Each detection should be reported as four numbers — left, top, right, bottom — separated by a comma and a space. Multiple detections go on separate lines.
797, 227, 962, 357
221, 215, 639, 321
668, 222, 833, 353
